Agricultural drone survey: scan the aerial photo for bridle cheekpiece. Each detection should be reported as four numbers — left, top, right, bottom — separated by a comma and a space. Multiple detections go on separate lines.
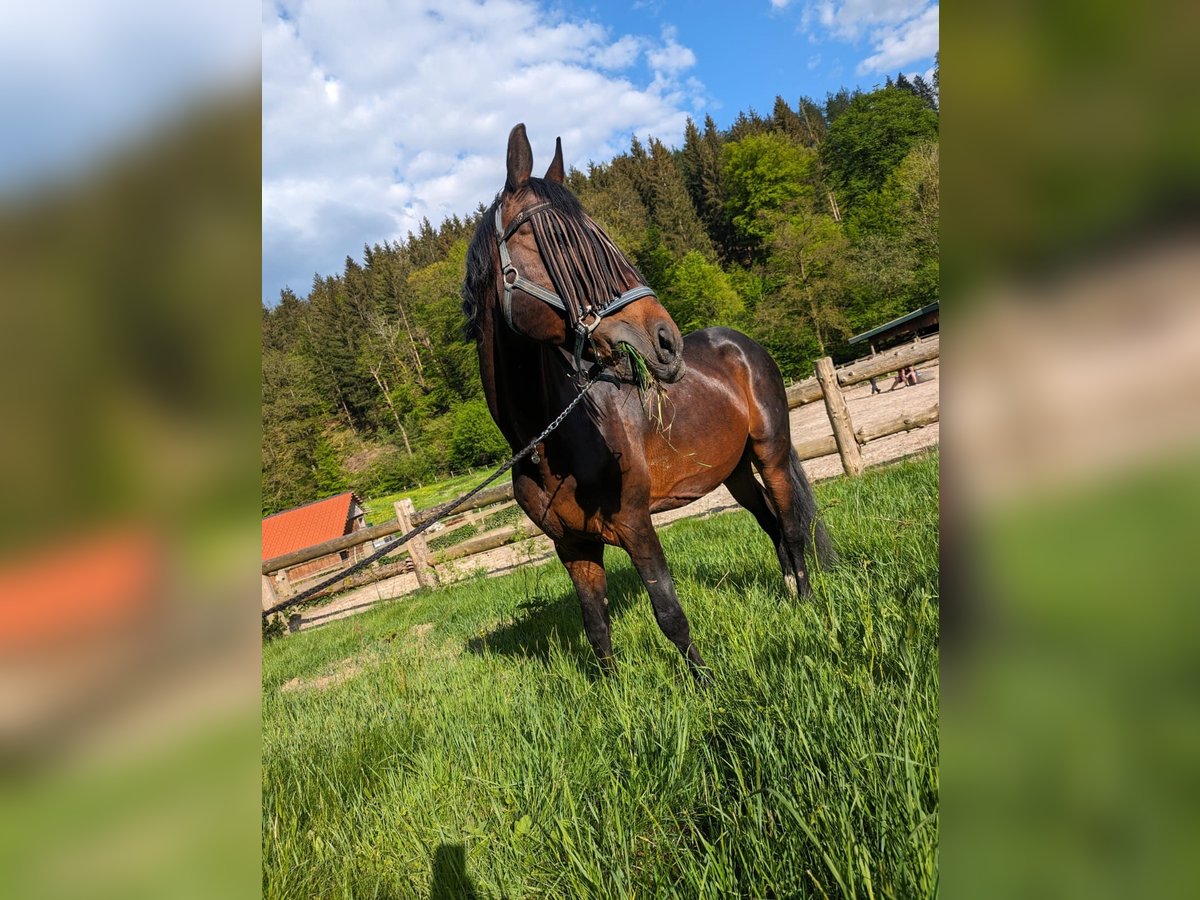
494, 200, 656, 380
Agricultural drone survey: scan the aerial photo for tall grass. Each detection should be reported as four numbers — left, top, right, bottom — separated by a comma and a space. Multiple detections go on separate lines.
263, 453, 939, 898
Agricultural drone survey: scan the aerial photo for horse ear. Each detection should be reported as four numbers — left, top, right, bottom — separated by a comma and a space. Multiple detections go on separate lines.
505, 123, 533, 193
544, 136, 565, 183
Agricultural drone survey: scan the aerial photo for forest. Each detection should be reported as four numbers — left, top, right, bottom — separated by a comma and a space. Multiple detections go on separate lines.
262, 71, 939, 515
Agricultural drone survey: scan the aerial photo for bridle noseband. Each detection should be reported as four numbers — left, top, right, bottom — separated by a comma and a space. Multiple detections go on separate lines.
494, 201, 656, 378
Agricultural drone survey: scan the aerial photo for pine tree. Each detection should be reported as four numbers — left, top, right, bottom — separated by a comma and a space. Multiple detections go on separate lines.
727, 108, 770, 141
824, 87, 859, 124
574, 156, 652, 254
772, 96, 805, 141
677, 115, 734, 260
912, 75, 938, 111
797, 96, 828, 147
644, 137, 713, 259
680, 118, 705, 202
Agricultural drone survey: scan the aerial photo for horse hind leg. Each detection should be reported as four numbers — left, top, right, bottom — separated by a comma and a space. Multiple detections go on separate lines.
753, 445, 833, 597
723, 456, 796, 592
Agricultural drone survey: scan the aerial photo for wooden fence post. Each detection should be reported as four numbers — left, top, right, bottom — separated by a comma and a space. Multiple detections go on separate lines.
261, 574, 279, 612
815, 356, 865, 477
395, 498, 438, 589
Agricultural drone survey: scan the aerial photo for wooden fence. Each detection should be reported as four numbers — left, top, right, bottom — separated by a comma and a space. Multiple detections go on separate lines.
262, 336, 939, 613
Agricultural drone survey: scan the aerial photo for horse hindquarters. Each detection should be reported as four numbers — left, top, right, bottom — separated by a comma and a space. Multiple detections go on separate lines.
729, 333, 835, 595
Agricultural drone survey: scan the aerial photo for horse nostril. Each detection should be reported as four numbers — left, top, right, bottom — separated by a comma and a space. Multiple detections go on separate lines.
657, 325, 676, 360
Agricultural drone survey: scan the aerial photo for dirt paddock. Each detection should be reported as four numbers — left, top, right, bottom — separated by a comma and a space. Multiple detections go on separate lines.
288, 362, 939, 631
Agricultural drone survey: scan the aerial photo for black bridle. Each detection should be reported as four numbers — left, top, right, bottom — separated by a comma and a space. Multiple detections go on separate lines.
494, 200, 656, 378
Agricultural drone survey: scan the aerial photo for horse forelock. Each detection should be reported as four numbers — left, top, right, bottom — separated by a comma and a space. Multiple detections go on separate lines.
461, 178, 643, 340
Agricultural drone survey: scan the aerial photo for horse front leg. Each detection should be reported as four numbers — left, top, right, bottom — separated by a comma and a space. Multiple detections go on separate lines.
555, 539, 615, 674
618, 521, 710, 681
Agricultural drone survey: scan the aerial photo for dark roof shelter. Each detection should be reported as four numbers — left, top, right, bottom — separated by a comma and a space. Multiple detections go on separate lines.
848, 301, 939, 353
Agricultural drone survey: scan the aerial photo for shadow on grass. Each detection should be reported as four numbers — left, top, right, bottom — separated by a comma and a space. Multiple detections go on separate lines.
464, 565, 645, 674
462, 529, 813, 675
430, 843, 478, 899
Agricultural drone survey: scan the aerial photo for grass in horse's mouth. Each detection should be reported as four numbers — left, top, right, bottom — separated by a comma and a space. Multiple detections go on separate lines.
617, 341, 654, 393
617, 341, 669, 431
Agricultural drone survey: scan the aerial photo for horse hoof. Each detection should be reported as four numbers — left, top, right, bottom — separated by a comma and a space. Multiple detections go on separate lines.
689, 661, 714, 688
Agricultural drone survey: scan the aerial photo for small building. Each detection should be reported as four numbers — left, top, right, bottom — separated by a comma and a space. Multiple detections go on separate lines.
849, 301, 939, 354
262, 491, 368, 587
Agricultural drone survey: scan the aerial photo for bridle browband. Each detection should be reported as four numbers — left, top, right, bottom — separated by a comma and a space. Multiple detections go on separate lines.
494, 200, 656, 377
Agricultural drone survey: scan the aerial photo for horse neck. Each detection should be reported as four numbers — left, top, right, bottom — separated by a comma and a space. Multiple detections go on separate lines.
476, 309, 572, 449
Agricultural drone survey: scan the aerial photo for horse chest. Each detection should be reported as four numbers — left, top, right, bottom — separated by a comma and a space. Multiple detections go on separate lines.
513, 471, 623, 543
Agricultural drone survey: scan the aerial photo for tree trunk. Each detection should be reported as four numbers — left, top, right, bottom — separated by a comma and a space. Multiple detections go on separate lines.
370, 366, 413, 456
338, 397, 359, 435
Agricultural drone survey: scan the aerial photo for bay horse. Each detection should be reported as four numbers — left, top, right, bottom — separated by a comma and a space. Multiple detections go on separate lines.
462, 124, 833, 677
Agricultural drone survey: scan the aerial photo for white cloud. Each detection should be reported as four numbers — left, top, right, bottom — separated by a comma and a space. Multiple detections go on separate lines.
799, 0, 937, 77
593, 34, 643, 69
262, 0, 703, 302
856, 4, 939, 74
816, 0, 929, 41
646, 26, 696, 76
770, 0, 793, 9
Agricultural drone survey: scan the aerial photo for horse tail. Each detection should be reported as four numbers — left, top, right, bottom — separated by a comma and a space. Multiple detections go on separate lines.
788, 448, 837, 569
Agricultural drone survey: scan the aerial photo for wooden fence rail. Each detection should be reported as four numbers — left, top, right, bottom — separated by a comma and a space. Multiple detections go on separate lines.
786, 335, 939, 407
263, 338, 939, 611
792, 402, 941, 459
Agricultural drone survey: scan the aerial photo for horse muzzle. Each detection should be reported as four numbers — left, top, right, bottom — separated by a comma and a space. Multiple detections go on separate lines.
592, 316, 686, 384
651, 320, 685, 382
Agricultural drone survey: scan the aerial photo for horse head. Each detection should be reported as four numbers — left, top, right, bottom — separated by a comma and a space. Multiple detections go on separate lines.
475, 123, 685, 384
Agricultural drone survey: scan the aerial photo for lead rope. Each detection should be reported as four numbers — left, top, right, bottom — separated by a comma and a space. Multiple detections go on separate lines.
263, 373, 600, 619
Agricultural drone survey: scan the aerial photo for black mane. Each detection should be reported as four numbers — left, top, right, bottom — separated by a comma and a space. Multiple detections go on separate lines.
461, 177, 639, 340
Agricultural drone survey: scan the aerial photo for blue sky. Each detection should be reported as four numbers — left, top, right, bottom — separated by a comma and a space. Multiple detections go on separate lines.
262, 0, 938, 304
558, 0, 937, 126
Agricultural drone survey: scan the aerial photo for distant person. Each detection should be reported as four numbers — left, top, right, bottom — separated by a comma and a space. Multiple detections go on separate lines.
869, 376, 881, 395
889, 366, 918, 391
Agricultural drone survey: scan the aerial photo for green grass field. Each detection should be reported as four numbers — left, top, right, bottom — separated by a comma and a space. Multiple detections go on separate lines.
263, 453, 939, 898
363, 467, 499, 525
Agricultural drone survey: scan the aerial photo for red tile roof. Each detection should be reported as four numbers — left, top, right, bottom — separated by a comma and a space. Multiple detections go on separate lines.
262, 492, 360, 562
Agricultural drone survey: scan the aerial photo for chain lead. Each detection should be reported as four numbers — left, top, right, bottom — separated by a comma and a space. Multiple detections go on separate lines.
263, 374, 599, 619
